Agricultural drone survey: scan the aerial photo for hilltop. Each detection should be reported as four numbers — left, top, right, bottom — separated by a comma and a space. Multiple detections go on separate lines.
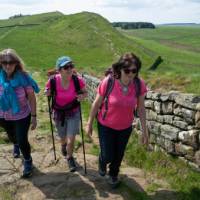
0, 11, 154, 74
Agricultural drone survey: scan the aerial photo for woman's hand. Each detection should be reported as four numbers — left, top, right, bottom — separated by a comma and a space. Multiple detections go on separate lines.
77, 93, 85, 101
45, 88, 51, 96
77, 89, 87, 101
31, 116, 37, 130
86, 122, 93, 139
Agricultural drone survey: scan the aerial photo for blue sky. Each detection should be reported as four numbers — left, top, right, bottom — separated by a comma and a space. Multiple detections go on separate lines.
0, 0, 200, 24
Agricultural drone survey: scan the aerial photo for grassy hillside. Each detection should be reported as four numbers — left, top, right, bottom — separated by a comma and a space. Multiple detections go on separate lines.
119, 26, 200, 94
0, 12, 155, 75
0, 12, 199, 93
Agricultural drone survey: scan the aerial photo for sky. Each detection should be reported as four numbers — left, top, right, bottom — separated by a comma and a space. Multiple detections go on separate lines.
0, 0, 200, 24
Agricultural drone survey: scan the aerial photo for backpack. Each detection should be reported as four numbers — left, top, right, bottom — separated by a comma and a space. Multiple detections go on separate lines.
101, 75, 115, 120
101, 69, 141, 120
49, 74, 81, 125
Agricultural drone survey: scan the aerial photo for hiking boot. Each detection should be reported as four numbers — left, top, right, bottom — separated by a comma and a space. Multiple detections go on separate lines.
106, 175, 120, 189
61, 144, 67, 156
13, 144, 20, 158
67, 157, 76, 172
98, 155, 106, 176
22, 157, 33, 178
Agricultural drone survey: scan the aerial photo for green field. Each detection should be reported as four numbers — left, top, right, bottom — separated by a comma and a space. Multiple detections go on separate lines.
119, 26, 200, 94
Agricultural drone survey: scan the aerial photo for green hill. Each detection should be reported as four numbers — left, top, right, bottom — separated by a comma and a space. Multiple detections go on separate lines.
0, 11, 155, 74
119, 26, 200, 94
0, 11, 199, 93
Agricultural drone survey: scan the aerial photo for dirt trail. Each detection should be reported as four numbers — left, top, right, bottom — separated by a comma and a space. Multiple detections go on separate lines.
0, 132, 177, 200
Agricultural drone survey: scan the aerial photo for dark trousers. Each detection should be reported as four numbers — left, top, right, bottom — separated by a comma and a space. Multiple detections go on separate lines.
98, 122, 132, 177
0, 114, 31, 159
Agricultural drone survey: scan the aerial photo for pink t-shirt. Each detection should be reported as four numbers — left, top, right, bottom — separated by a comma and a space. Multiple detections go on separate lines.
46, 74, 85, 106
97, 77, 147, 130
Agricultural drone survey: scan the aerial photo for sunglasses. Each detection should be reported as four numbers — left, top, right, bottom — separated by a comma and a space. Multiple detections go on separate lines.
61, 64, 74, 70
1, 61, 16, 65
123, 68, 137, 74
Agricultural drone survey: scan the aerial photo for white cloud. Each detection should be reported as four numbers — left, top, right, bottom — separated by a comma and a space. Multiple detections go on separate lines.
0, 0, 199, 23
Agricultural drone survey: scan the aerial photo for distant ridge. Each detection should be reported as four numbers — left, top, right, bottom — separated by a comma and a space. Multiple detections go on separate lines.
158, 23, 199, 26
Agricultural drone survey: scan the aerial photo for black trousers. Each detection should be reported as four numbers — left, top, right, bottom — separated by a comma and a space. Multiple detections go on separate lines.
98, 121, 132, 177
0, 114, 31, 159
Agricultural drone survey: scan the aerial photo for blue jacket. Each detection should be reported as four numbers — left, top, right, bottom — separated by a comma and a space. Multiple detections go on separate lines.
0, 69, 40, 114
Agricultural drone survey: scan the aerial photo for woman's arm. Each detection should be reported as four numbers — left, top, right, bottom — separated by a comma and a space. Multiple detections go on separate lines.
86, 93, 103, 137
27, 90, 37, 130
137, 95, 149, 145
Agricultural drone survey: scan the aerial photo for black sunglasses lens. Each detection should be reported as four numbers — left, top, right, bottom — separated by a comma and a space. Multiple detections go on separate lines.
62, 64, 73, 70
63, 66, 69, 70
131, 69, 137, 73
124, 68, 137, 74
124, 69, 130, 74
2, 61, 15, 65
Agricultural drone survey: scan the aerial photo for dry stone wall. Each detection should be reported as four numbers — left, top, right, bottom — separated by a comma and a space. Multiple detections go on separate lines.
82, 74, 200, 169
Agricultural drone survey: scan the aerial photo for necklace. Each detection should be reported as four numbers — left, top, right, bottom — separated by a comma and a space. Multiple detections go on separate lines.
119, 80, 130, 94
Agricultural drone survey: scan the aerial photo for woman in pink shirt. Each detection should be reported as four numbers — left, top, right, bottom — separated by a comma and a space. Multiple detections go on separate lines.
87, 52, 149, 188
45, 56, 87, 172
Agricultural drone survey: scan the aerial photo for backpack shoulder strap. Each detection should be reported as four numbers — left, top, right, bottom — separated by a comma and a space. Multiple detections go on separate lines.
49, 75, 56, 110
72, 74, 81, 94
104, 76, 114, 99
50, 75, 56, 96
102, 76, 115, 120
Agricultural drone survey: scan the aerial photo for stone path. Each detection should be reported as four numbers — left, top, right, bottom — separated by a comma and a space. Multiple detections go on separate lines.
0, 134, 178, 200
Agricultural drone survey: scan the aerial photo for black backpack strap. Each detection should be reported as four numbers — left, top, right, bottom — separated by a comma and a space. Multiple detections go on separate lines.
49, 75, 56, 113
72, 74, 81, 94
102, 76, 115, 120
133, 77, 141, 118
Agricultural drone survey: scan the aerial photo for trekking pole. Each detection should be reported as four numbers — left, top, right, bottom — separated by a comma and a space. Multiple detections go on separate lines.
79, 102, 87, 174
47, 96, 57, 160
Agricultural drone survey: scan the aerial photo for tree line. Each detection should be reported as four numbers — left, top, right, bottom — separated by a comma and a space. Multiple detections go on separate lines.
112, 22, 155, 29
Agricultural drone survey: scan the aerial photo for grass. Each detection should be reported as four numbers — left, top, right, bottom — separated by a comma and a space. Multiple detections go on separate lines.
0, 128, 10, 144
125, 133, 200, 200
0, 186, 16, 200
119, 26, 200, 94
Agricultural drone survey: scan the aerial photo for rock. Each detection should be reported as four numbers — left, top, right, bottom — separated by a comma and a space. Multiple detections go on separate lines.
160, 125, 179, 141
161, 102, 173, 114
145, 100, 154, 109
154, 101, 162, 114
195, 111, 200, 128
178, 130, 199, 149
147, 121, 161, 135
175, 143, 194, 157
164, 139, 175, 154
195, 151, 200, 166
175, 94, 200, 110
